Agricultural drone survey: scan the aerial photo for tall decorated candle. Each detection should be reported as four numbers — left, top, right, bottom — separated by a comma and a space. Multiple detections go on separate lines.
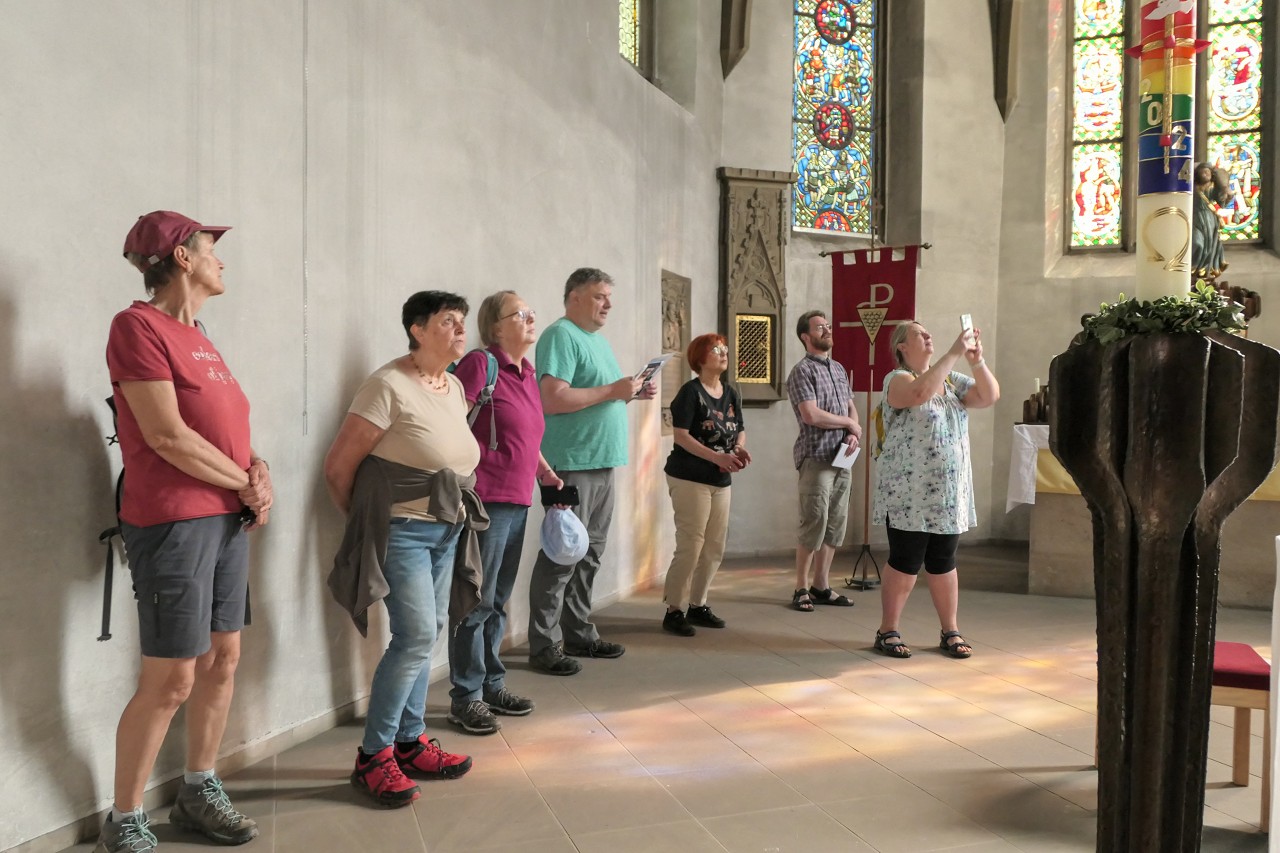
1127, 0, 1208, 301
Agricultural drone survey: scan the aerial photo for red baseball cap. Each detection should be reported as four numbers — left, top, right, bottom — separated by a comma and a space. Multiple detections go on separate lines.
122, 210, 231, 269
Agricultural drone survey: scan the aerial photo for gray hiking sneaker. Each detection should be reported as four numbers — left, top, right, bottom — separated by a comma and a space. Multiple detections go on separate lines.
529, 643, 582, 676
169, 776, 259, 845
484, 686, 535, 716
94, 812, 158, 853
448, 699, 502, 734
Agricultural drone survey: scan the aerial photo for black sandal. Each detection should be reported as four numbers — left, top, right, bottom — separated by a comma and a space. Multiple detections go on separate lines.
791, 589, 814, 612
809, 586, 854, 607
874, 630, 911, 658
940, 630, 972, 658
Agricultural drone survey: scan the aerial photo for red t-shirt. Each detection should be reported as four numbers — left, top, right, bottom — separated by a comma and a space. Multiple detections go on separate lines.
106, 301, 251, 526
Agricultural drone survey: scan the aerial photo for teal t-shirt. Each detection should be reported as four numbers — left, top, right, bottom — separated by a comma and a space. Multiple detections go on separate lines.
536, 317, 628, 470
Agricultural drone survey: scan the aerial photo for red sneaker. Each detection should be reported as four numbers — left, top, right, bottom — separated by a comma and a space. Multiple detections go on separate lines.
350, 746, 421, 808
395, 735, 473, 779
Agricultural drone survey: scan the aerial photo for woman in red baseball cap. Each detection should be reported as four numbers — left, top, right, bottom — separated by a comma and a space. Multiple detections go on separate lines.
95, 211, 270, 852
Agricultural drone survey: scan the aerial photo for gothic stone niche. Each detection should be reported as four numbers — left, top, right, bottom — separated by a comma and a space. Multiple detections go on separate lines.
717, 167, 796, 406
660, 271, 691, 436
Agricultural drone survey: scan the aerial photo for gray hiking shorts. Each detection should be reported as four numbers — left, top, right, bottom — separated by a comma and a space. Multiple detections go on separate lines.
121, 513, 250, 659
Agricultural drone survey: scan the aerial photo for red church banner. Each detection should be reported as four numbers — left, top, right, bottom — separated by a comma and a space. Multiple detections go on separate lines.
830, 246, 919, 393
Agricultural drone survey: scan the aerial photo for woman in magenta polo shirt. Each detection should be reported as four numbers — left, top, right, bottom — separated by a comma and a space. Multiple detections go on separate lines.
446, 290, 563, 735
97, 211, 271, 853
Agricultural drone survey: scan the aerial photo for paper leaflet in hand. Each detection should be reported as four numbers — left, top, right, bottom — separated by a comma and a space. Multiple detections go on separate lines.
832, 443, 861, 469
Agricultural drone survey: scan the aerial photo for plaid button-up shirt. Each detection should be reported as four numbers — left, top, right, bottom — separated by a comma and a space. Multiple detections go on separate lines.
786, 353, 853, 469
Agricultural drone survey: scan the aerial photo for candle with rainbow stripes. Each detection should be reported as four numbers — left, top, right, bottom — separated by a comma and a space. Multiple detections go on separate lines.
1128, 0, 1208, 302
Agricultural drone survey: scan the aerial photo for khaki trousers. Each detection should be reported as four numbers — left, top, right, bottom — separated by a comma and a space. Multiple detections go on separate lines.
663, 475, 732, 609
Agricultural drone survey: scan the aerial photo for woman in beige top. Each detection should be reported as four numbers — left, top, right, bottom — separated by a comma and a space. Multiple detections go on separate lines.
323, 290, 480, 808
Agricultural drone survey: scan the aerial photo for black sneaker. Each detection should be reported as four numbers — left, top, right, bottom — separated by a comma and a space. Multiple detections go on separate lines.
447, 699, 501, 734
662, 609, 696, 636
564, 639, 626, 658
484, 687, 535, 716
686, 605, 726, 629
529, 643, 583, 676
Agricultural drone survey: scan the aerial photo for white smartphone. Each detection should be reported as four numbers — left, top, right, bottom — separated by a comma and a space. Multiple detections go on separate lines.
960, 313, 974, 342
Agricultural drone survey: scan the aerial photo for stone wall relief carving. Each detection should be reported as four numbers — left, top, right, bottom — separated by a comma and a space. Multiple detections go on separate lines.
660, 272, 691, 435
718, 167, 795, 405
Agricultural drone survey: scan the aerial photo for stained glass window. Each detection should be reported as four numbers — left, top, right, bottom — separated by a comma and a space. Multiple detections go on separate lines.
1068, 0, 1268, 249
1206, 2, 1264, 240
1070, 3, 1126, 247
792, 0, 879, 235
619, 0, 641, 68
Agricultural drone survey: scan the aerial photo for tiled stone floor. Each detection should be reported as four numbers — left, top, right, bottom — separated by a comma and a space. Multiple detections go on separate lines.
64, 549, 1273, 852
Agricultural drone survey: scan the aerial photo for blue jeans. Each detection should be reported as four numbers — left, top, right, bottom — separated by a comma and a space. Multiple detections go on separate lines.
362, 517, 462, 754
449, 503, 529, 703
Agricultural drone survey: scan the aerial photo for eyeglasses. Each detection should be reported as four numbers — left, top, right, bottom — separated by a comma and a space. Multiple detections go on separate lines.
500, 309, 536, 323
811, 323, 833, 333
710, 345, 729, 355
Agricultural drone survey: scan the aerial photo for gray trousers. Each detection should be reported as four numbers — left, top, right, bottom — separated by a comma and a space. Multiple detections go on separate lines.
528, 468, 615, 654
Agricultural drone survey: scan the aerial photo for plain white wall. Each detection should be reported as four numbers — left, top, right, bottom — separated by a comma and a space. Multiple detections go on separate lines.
0, 1, 724, 848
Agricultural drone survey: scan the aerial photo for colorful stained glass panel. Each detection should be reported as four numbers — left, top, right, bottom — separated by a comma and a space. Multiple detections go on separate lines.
1208, 131, 1262, 239
793, 131, 873, 233
1073, 36, 1125, 141
1071, 142, 1124, 247
794, 20, 874, 126
793, 1, 877, 234
1075, 0, 1125, 38
1209, 0, 1264, 24
1207, 21, 1263, 132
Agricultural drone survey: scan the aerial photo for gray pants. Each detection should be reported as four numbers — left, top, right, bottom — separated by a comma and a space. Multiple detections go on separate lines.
528, 468, 615, 654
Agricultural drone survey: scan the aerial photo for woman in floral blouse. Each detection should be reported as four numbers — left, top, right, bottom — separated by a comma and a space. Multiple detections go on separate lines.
870, 321, 999, 659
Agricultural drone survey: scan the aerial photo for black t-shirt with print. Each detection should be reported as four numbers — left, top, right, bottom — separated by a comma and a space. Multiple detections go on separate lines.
664, 379, 744, 487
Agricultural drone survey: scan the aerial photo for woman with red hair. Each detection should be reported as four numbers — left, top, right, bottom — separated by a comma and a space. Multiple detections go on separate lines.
660, 334, 750, 636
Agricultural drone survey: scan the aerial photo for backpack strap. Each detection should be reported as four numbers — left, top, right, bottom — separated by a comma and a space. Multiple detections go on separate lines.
98, 396, 124, 641
449, 350, 501, 450
477, 351, 498, 450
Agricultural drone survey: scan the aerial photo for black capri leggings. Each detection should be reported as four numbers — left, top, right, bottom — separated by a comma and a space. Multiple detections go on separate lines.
885, 522, 960, 576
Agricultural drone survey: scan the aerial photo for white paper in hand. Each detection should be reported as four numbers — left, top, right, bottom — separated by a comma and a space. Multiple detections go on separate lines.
832, 443, 861, 469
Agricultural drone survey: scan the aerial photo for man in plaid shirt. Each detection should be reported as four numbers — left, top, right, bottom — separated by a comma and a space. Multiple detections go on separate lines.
785, 310, 862, 612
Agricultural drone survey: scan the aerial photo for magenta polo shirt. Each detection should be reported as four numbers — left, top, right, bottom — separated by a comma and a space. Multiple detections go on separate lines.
452, 345, 546, 506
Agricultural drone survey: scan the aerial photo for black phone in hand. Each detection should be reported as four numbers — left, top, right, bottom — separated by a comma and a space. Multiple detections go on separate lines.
540, 484, 580, 507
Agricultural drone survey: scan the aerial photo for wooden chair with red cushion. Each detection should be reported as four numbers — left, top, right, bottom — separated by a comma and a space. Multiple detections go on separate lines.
1211, 641, 1271, 832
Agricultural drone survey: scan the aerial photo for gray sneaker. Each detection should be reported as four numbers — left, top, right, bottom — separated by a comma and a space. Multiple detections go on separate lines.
448, 699, 502, 734
169, 776, 259, 845
94, 813, 157, 853
484, 686, 535, 716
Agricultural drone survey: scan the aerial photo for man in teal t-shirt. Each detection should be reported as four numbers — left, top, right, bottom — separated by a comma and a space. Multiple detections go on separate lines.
527, 267, 657, 676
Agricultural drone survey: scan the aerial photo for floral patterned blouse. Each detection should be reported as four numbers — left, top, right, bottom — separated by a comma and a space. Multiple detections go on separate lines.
871, 368, 976, 534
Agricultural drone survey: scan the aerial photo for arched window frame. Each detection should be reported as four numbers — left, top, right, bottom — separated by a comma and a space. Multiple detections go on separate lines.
1067, 0, 1272, 254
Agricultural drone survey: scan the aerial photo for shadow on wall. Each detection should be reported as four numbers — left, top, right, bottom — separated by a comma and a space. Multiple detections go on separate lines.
214, 312, 276, 750
305, 325, 387, 716
0, 289, 113, 843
